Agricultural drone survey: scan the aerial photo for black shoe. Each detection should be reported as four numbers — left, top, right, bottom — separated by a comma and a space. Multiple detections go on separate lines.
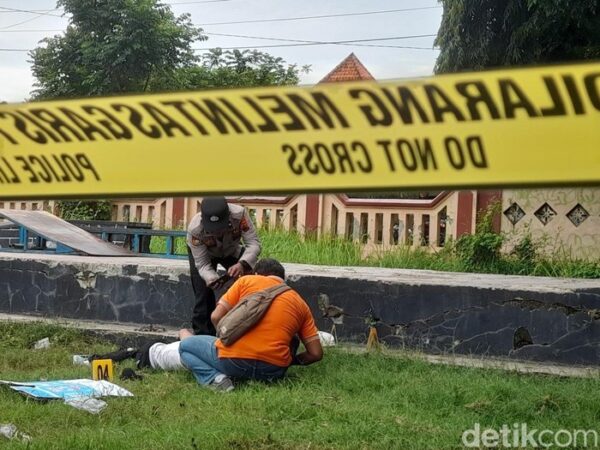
135, 341, 158, 369
120, 368, 144, 381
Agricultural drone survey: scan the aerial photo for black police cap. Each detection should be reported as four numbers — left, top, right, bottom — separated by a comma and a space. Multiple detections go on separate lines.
201, 196, 230, 232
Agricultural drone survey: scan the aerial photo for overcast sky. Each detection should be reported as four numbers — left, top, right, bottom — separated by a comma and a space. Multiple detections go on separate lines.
0, 0, 442, 102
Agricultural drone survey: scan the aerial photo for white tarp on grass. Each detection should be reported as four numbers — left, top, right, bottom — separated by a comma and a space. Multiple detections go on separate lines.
0, 379, 133, 400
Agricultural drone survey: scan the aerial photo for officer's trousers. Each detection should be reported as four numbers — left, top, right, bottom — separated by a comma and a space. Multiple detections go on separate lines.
187, 247, 240, 335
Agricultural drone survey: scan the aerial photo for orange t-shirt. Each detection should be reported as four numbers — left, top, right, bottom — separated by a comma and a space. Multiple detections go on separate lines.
215, 275, 319, 367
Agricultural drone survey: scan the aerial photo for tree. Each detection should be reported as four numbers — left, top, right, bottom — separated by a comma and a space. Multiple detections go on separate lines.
30, 0, 203, 99
151, 48, 311, 91
29, 0, 203, 220
435, 0, 600, 73
30, 2, 309, 99
28, 2, 309, 221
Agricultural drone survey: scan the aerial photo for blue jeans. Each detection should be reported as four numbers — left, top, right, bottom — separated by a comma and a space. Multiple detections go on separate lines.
179, 335, 287, 386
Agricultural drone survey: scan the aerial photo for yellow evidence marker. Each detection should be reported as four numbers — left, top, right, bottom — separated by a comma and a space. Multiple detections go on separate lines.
92, 359, 114, 382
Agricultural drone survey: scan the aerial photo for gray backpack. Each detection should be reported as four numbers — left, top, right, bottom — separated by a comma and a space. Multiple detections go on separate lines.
217, 283, 291, 346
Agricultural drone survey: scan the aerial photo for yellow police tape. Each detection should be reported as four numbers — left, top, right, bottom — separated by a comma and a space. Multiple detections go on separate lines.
0, 62, 599, 199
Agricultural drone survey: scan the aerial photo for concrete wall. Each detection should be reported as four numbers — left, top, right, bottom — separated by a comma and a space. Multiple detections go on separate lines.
1, 253, 600, 365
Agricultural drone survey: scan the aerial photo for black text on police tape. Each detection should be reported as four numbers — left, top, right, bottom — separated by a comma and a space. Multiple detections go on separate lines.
282, 135, 488, 175
0, 70, 597, 146
0, 153, 100, 184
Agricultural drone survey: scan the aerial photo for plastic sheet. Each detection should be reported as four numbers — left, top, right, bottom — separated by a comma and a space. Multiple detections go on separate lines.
33, 337, 50, 349
318, 331, 336, 347
0, 424, 32, 443
64, 397, 108, 414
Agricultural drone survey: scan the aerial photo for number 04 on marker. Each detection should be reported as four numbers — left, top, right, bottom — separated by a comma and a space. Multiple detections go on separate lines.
92, 359, 114, 382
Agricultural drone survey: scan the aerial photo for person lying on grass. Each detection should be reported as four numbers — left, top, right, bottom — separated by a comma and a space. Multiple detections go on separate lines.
98, 258, 323, 391
178, 258, 323, 392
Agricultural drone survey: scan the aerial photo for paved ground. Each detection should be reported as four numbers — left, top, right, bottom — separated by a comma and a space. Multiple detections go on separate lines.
3, 312, 599, 379
4, 251, 600, 293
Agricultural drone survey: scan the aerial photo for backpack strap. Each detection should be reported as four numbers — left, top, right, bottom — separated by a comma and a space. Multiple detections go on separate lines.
217, 282, 292, 346
261, 283, 291, 298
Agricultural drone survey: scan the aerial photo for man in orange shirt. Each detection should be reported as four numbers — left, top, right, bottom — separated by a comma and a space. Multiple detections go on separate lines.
178, 258, 323, 392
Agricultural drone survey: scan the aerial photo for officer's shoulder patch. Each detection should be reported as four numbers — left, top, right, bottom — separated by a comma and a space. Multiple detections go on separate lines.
240, 217, 250, 232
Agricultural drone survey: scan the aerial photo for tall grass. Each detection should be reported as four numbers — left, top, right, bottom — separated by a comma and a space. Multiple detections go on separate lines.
259, 228, 464, 271
148, 226, 599, 278
149, 236, 188, 255
368, 245, 463, 272
259, 228, 362, 266
259, 228, 599, 278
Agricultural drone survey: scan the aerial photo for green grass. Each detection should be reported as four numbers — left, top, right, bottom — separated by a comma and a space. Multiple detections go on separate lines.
148, 225, 599, 278
258, 228, 600, 278
148, 236, 188, 256
2, 322, 600, 449
259, 229, 363, 267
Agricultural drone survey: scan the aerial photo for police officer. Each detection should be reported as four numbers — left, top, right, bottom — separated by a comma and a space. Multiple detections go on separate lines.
187, 196, 261, 335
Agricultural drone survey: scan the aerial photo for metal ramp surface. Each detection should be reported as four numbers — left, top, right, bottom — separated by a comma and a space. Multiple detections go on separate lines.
0, 210, 135, 256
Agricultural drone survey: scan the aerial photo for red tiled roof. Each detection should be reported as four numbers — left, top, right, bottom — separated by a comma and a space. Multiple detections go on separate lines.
318, 53, 375, 83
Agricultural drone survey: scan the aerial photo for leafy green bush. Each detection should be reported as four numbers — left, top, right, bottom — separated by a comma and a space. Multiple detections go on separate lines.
454, 205, 504, 271
512, 233, 537, 266
57, 200, 111, 221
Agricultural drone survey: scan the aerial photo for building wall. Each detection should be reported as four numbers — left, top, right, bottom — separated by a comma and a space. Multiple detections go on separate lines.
502, 188, 600, 259
111, 193, 474, 254
320, 192, 461, 251
0, 200, 56, 214
62, 188, 600, 260
111, 198, 173, 228
182, 195, 309, 232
